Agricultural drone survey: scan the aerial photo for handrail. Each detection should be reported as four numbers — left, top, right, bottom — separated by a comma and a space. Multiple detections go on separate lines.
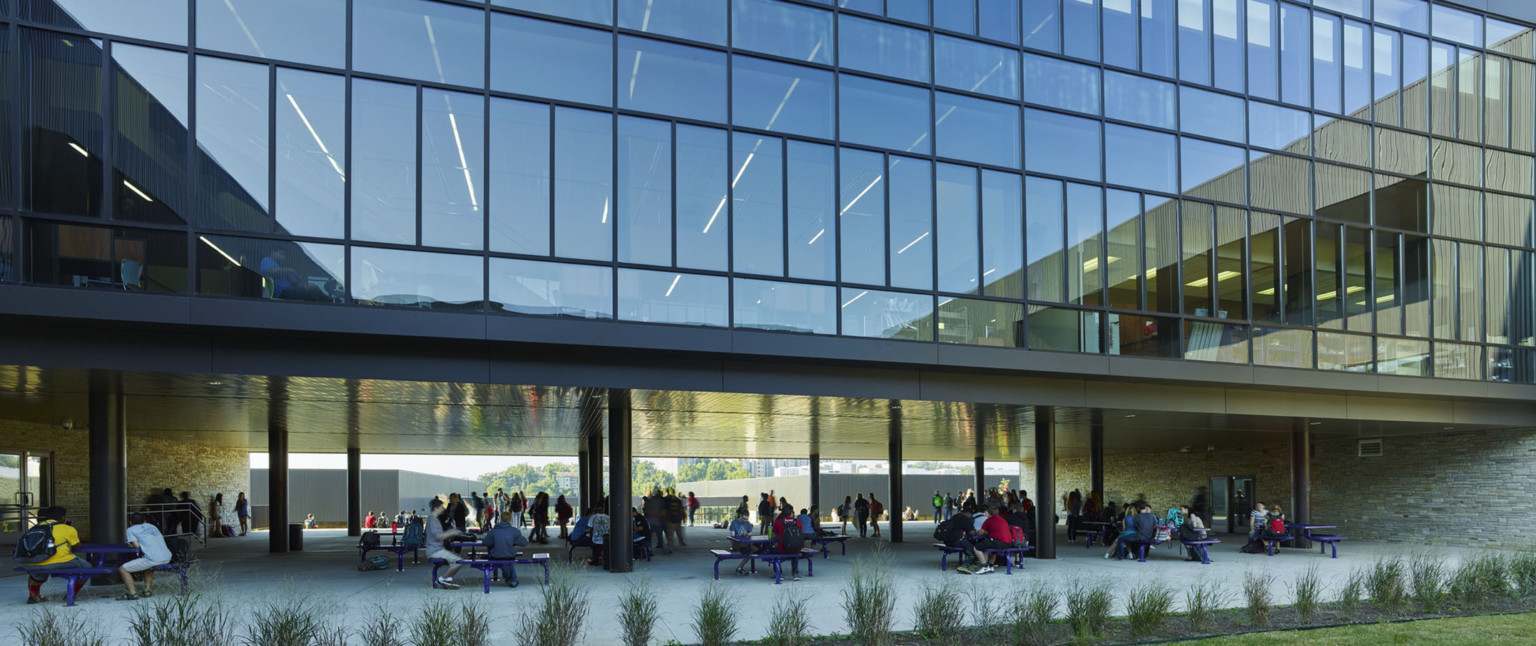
133, 502, 208, 546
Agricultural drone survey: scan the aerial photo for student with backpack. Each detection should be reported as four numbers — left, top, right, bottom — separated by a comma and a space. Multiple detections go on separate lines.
868, 493, 884, 538
771, 506, 806, 581
933, 507, 976, 568
14, 506, 87, 604
932, 491, 944, 521
664, 489, 687, 547
853, 494, 870, 538
481, 511, 529, 587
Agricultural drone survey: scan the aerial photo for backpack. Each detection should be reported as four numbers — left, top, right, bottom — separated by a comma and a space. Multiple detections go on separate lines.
778, 520, 806, 552
360, 530, 380, 548
401, 521, 425, 549
165, 536, 192, 564
221, 524, 235, 538
666, 497, 685, 522
1269, 517, 1286, 535
358, 555, 390, 571
1154, 525, 1171, 543
933, 514, 969, 545
12, 523, 57, 564
1178, 524, 1202, 543
871, 501, 883, 516
1009, 525, 1027, 547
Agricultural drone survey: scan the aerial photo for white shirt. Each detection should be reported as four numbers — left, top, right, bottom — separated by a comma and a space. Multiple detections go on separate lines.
126, 522, 172, 563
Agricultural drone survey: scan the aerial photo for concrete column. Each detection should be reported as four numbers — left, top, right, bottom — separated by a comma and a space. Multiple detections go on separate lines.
585, 433, 604, 510
1089, 412, 1105, 499
346, 447, 361, 537
607, 389, 633, 573
268, 377, 290, 553
888, 400, 902, 543
809, 453, 821, 516
1034, 406, 1056, 559
1291, 419, 1312, 549
87, 373, 126, 544
577, 450, 589, 511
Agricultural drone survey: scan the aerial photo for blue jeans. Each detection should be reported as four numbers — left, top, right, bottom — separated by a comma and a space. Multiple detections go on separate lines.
497, 562, 517, 584
934, 506, 942, 520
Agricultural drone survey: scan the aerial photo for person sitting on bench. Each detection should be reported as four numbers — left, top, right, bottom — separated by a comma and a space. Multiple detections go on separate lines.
808, 506, 834, 537
117, 512, 173, 601
17, 506, 87, 604
423, 498, 467, 589
481, 511, 528, 588
1105, 503, 1157, 560
770, 506, 807, 582
727, 508, 754, 575
959, 503, 1011, 575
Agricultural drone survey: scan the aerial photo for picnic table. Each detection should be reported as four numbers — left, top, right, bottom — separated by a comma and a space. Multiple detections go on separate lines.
716, 536, 817, 584
1288, 523, 1348, 558
429, 551, 550, 593
15, 544, 197, 607
809, 534, 849, 558
1080, 521, 1113, 548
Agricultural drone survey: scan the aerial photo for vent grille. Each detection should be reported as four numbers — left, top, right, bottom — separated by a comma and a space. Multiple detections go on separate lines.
1358, 438, 1384, 458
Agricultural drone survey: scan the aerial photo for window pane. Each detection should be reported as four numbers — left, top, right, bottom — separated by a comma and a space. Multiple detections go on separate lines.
1104, 70, 1175, 129
1402, 35, 1428, 131
1182, 201, 1213, 315
553, 108, 612, 261
1178, 0, 1210, 84
618, 116, 672, 266
732, 133, 784, 276
732, 0, 834, 64
490, 258, 613, 319
196, 56, 269, 233
351, 247, 483, 309
941, 298, 1024, 347
1430, 184, 1481, 241
618, 0, 727, 44
732, 56, 834, 139
1374, 231, 1400, 335
1431, 5, 1481, 48
112, 44, 188, 226
1140, 0, 1175, 77
1485, 246, 1509, 345
23, 0, 187, 44
1063, 0, 1101, 61
1251, 211, 1280, 321
1029, 305, 1100, 352
979, 0, 1022, 43
1373, 28, 1401, 126
1066, 183, 1103, 305
1112, 313, 1182, 357
935, 0, 977, 34
734, 279, 836, 335
489, 98, 550, 255
1248, 101, 1311, 153
678, 125, 730, 271
276, 69, 346, 239
1212, 0, 1244, 92
1180, 86, 1245, 143
839, 148, 886, 285
350, 79, 415, 245
1282, 216, 1313, 325
1315, 222, 1341, 327
937, 164, 979, 293
1026, 176, 1064, 302
0, 35, 10, 210
1314, 117, 1369, 167
1184, 321, 1249, 362
0, 217, 10, 282
1487, 18, 1535, 60
1278, 2, 1309, 107
839, 14, 930, 82
494, 0, 611, 24
1247, 0, 1277, 100
1342, 20, 1370, 116
1102, 0, 1139, 70
1377, 337, 1429, 375
1314, 162, 1369, 225
841, 288, 933, 340
1214, 205, 1245, 318
935, 35, 1021, 100
982, 170, 1024, 298
1430, 139, 1481, 188
936, 93, 1020, 168
1433, 341, 1482, 380
1458, 242, 1481, 342
1024, 53, 1100, 115
618, 36, 726, 122
840, 75, 931, 154
619, 269, 728, 326
1317, 331, 1372, 371
889, 157, 933, 290
197, 236, 344, 302
1105, 124, 1175, 193
23, 29, 103, 217
1023, 0, 1062, 53
1025, 109, 1101, 181
353, 0, 483, 87
889, 0, 931, 24
1248, 151, 1309, 214
421, 90, 484, 250
1180, 138, 1246, 203
492, 15, 612, 107
196, 0, 344, 67
1106, 190, 1142, 309
24, 222, 187, 292
1403, 234, 1430, 337
787, 141, 836, 280
1485, 194, 1534, 248
1252, 326, 1313, 367
1144, 197, 1179, 312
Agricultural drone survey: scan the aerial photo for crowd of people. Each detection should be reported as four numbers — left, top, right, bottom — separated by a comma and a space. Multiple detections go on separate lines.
134, 489, 248, 538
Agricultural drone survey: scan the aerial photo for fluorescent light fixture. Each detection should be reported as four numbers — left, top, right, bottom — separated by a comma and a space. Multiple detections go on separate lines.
1082, 257, 1100, 271
702, 197, 726, 234
123, 180, 153, 202
807, 229, 825, 245
841, 290, 868, 308
286, 94, 344, 179
1257, 287, 1276, 295
1318, 290, 1338, 300
68, 142, 90, 157
1186, 277, 1211, 288
938, 298, 954, 307
839, 176, 883, 215
1375, 294, 1395, 303
447, 112, 479, 210
897, 231, 929, 254
664, 274, 681, 297
1216, 270, 1241, 280
600, 198, 609, 224
199, 236, 241, 267
1145, 267, 1158, 278
983, 268, 996, 276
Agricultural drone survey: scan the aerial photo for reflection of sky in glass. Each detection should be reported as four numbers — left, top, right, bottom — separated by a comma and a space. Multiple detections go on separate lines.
275, 69, 346, 239
351, 247, 483, 305
618, 269, 728, 327
618, 0, 726, 45
196, 57, 268, 211
46, 0, 186, 44
196, 0, 345, 68
840, 288, 933, 341
733, 278, 836, 335
731, 56, 834, 140
353, 0, 484, 88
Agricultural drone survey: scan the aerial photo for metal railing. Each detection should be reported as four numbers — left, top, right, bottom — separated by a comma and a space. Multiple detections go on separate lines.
134, 502, 208, 546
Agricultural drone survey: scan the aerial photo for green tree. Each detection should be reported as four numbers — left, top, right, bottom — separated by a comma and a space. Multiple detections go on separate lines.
631, 460, 677, 496
678, 458, 751, 483
479, 462, 578, 497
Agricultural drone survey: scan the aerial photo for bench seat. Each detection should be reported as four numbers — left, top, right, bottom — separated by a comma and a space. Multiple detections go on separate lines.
1181, 539, 1221, 564
1307, 534, 1348, 558
932, 543, 967, 571
710, 549, 753, 580
1260, 534, 1291, 556
981, 545, 1035, 574
750, 548, 819, 584
810, 535, 849, 558
428, 553, 550, 592
1123, 540, 1160, 562
14, 559, 198, 607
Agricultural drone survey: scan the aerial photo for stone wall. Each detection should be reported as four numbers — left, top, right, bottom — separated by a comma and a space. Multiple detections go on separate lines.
0, 417, 247, 539
1025, 439, 1294, 515
1312, 427, 1536, 548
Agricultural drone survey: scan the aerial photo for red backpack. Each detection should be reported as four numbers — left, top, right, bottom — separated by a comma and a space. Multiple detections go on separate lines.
1269, 517, 1286, 534
1009, 525, 1026, 546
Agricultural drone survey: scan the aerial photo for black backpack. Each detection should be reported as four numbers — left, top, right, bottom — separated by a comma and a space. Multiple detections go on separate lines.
666, 497, 684, 522
778, 520, 806, 552
165, 536, 192, 564
360, 530, 380, 548
12, 523, 57, 564
933, 514, 969, 546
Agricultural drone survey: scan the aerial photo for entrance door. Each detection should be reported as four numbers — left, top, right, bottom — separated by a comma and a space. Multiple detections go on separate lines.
0, 451, 53, 547
1207, 475, 1256, 534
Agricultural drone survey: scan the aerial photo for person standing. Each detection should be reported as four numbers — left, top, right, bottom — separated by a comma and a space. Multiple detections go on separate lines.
1066, 489, 1083, 542
116, 512, 172, 601
234, 492, 250, 536
932, 491, 944, 522
853, 493, 870, 538
838, 496, 852, 535
664, 488, 686, 548
736, 495, 750, 523
771, 506, 806, 582
510, 492, 525, 528
448, 493, 469, 533
531, 492, 551, 544
756, 493, 775, 536
470, 492, 486, 530
687, 491, 700, 527
869, 493, 883, 538
555, 494, 574, 539
205, 493, 220, 537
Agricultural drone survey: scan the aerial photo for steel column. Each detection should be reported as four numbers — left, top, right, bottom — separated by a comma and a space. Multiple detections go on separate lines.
1089, 412, 1105, 500
268, 377, 290, 553
87, 373, 126, 544
577, 450, 589, 512
1292, 419, 1312, 549
888, 401, 903, 543
585, 433, 604, 511
809, 453, 821, 517
346, 447, 361, 537
1034, 406, 1056, 559
607, 389, 633, 573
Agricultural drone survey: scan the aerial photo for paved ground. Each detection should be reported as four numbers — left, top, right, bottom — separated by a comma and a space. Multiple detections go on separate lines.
0, 523, 1510, 645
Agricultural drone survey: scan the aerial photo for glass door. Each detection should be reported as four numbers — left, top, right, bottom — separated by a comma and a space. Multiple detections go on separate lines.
1207, 476, 1229, 533
0, 451, 52, 548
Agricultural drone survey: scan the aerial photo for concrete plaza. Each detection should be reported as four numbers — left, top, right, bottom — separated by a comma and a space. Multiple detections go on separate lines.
0, 524, 1507, 645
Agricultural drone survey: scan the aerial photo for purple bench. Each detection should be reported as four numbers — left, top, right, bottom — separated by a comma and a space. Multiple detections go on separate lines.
981, 545, 1035, 574
1182, 539, 1221, 564
429, 553, 549, 592
932, 543, 966, 570
14, 559, 197, 606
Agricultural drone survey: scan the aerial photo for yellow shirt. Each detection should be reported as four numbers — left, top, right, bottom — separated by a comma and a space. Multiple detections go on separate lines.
37, 520, 80, 566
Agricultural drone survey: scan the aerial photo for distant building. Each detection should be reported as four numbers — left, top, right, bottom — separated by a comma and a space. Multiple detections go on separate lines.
250, 468, 485, 527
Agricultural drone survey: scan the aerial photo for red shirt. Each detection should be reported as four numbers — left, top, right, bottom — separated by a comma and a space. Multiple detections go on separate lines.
981, 514, 1012, 543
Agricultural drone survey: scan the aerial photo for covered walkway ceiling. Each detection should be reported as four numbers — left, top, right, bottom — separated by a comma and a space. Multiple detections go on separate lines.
2, 365, 1526, 461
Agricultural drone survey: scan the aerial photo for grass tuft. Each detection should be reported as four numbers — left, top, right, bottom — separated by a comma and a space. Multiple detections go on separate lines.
517, 562, 591, 646
1291, 564, 1322, 624
1009, 581, 1057, 646
1509, 553, 1536, 598
1336, 566, 1366, 614
16, 606, 108, 646
1448, 554, 1511, 609
692, 581, 738, 646
128, 592, 237, 646
1365, 557, 1409, 614
1184, 583, 1227, 633
841, 542, 896, 646
968, 585, 1002, 639
354, 607, 407, 646
243, 596, 343, 646
765, 592, 813, 646
1409, 553, 1447, 614
1125, 582, 1175, 637
1242, 571, 1275, 627
1064, 580, 1112, 643
913, 582, 966, 645
618, 578, 659, 646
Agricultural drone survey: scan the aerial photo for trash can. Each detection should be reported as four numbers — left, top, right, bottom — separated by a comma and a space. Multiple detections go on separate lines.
288, 523, 304, 551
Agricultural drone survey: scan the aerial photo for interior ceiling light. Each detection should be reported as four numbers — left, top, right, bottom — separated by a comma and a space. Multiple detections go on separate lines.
68, 142, 90, 157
